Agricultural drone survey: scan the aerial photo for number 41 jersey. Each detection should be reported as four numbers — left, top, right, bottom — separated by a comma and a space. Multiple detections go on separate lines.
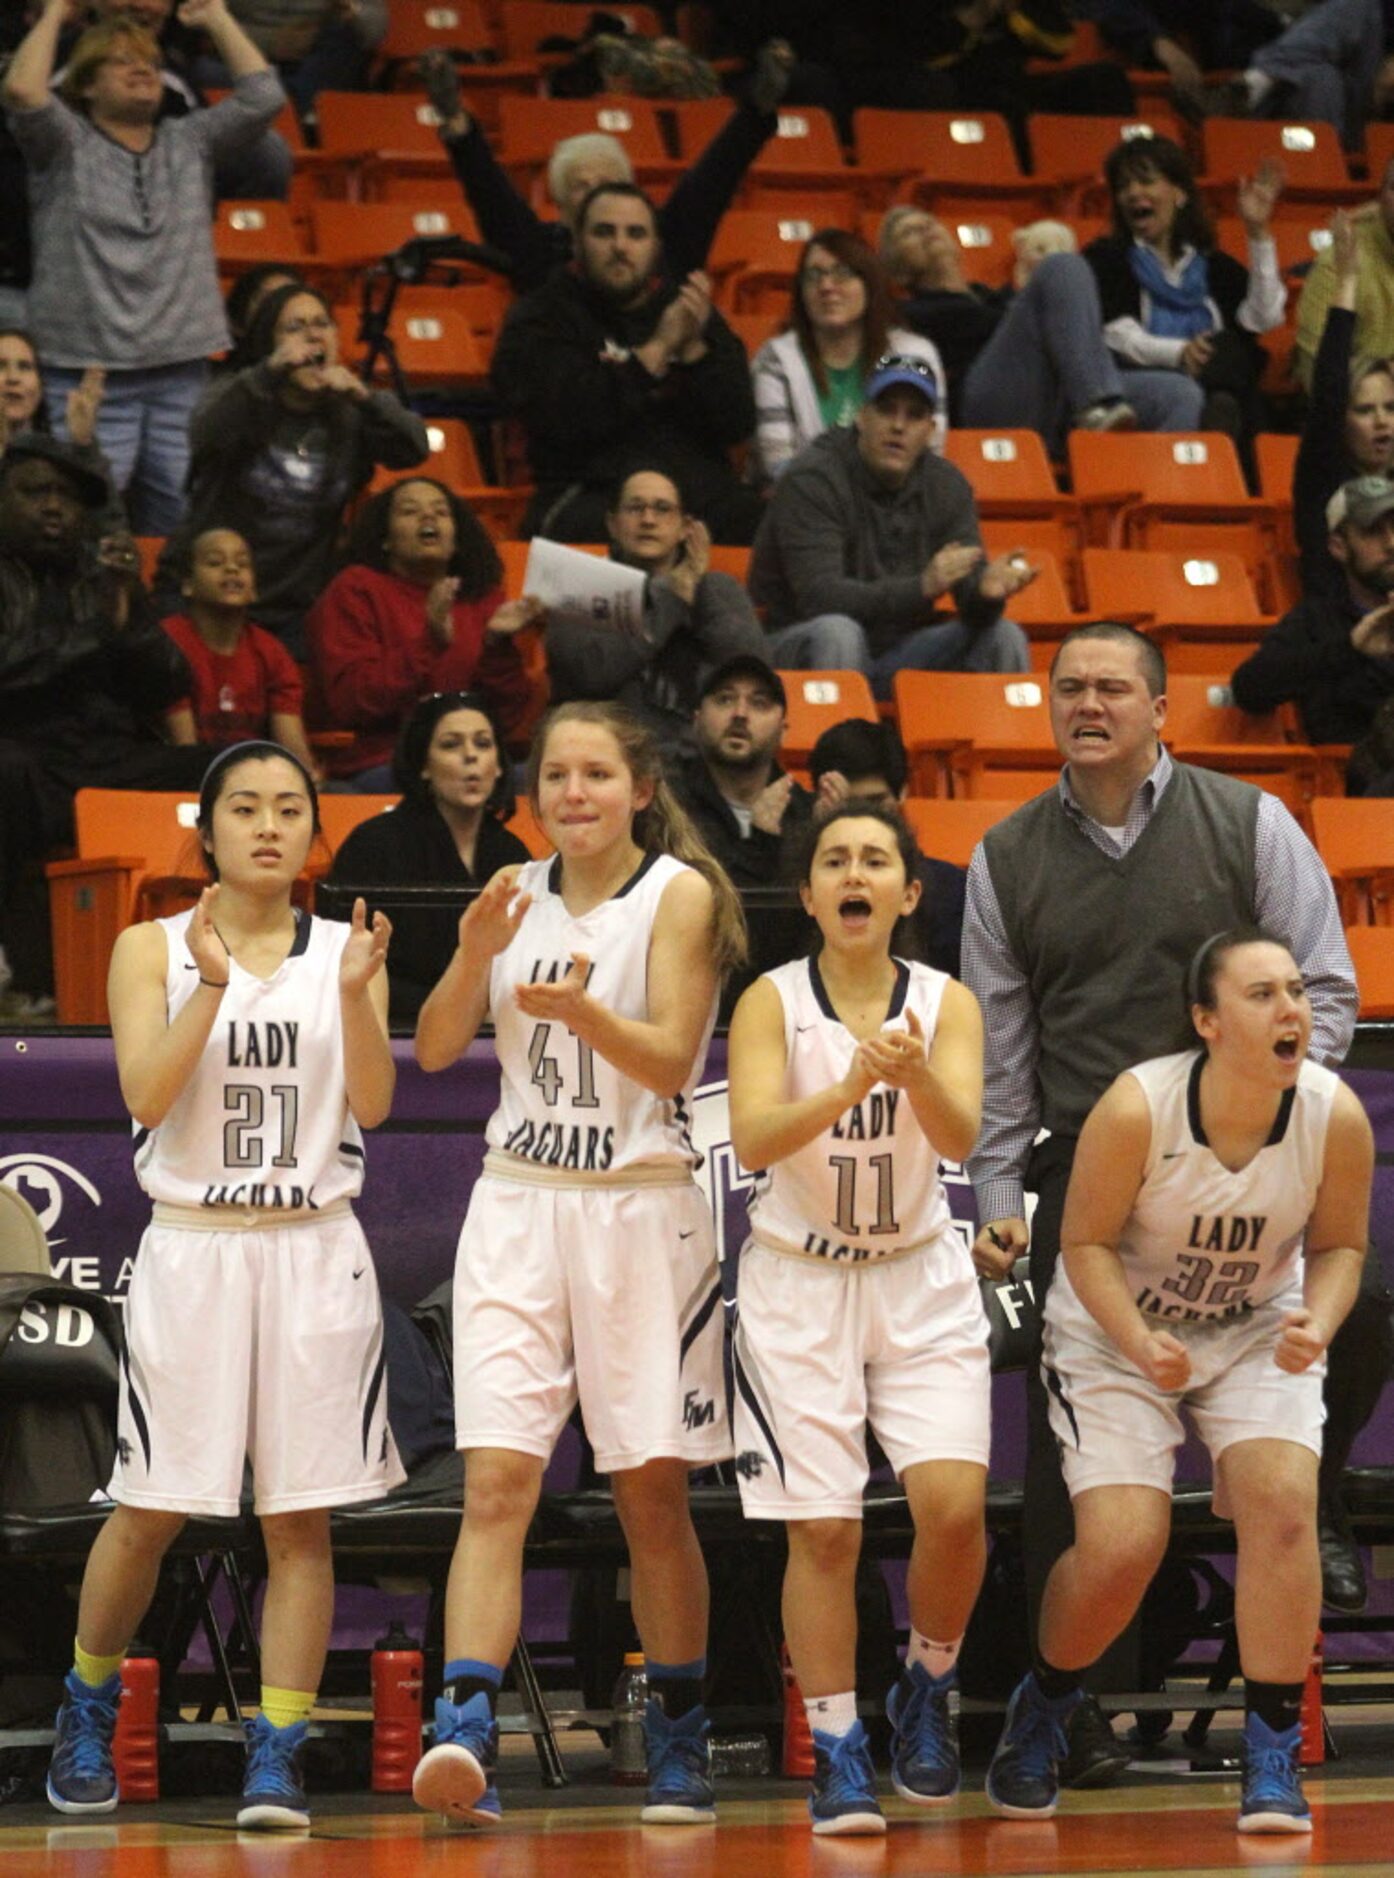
486, 853, 716, 1176
746, 956, 957, 1262
134, 909, 365, 1210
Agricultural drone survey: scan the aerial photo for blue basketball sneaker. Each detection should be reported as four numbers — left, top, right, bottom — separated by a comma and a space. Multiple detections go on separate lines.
412, 1692, 500, 1825
47, 1669, 121, 1814
237, 1714, 310, 1829
808, 1720, 885, 1836
985, 1673, 1077, 1819
886, 1660, 960, 1803
641, 1699, 715, 1823
1238, 1715, 1311, 1834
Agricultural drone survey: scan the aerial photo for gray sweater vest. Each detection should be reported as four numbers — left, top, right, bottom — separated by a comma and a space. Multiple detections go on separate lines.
983, 763, 1260, 1137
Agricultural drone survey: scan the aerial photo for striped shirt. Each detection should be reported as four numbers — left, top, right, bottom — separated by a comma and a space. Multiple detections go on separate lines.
7, 70, 284, 369
963, 748, 1358, 1224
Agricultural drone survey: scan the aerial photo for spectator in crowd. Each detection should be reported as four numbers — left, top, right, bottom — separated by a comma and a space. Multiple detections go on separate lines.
1080, 0, 1282, 119
328, 689, 531, 1021
2, 0, 285, 534
194, 0, 385, 115
1293, 211, 1394, 601
307, 477, 546, 790
161, 527, 318, 775
748, 354, 1035, 690
1296, 159, 1394, 392
158, 281, 428, 656
670, 654, 813, 889
545, 465, 766, 757
221, 263, 304, 373
0, 436, 205, 1010
750, 227, 947, 482
1197, 0, 1393, 148
420, 39, 795, 295
807, 716, 967, 979
1231, 474, 1394, 750
882, 207, 1138, 439
0, 329, 120, 529
964, 621, 1357, 1762
490, 182, 763, 545
1084, 136, 1286, 448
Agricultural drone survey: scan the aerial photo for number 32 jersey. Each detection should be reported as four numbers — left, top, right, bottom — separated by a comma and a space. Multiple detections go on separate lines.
746, 956, 957, 1262
1118, 1049, 1338, 1321
134, 910, 366, 1210
486, 853, 716, 1175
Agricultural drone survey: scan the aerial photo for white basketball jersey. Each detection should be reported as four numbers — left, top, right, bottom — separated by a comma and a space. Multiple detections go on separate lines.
1119, 1049, 1339, 1321
134, 910, 366, 1210
746, 957, 957, 1262
486, 852, 715, 1174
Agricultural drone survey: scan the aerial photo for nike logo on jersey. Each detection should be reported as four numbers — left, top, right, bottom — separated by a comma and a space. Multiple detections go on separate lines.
796, 1024, 815, 1034
1162, 1151, 1185, 1159
352, 1267, 365, 1279
678, 1229, 695, 1240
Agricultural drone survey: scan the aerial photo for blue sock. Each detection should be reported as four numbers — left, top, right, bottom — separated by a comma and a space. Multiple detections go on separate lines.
443, 1658, 503, 1712
648, 1656, 705, 1720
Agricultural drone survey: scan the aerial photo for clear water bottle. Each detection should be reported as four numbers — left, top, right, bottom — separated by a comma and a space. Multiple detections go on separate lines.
610, 1652, 648, 1785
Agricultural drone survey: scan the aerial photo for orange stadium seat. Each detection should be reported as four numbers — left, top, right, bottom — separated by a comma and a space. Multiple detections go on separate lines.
1026, 111, 1185, 215
892, 671, 1060, 797
746, 108, 849, 192
1256, 431, 1299, 509
1311, 797, 1394, 924
1363, 122, 1394, 184
309, 200, 483, 288
948, 433, 1083, 593
364, 413, 531, 536
707, 209, 841, 312
853, 110, 1045, 212
1199, 118, 1360, 208
374, 0, 494, 74
1343, 924, 1394, 1016
1081, 548, 1268, 675
901, 797, 1025, 866
496, 94, 670, 183
776, 671, 878, 770
505, 798, 553, 858
934, 211, 1019, 289
309, 91, 453, 195
494, 2, 662, 62
1159, 674, 1316, 817
212, 200, 307, 272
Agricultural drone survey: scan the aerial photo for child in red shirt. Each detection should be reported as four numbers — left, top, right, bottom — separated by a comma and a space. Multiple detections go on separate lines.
163, 529, 320, 778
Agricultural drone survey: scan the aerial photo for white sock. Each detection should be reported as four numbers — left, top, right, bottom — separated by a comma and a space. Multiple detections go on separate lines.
804, 1691, 857, 1738
908, 1630, 962, 1681
1244, 68, 1275, 107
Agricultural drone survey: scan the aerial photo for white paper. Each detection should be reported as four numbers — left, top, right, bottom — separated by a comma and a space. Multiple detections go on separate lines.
522, 537, 646, 636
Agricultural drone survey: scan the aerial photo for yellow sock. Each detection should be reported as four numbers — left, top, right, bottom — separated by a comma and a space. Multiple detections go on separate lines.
260, 1686, 316, 1730
73, 1644, 124, 1689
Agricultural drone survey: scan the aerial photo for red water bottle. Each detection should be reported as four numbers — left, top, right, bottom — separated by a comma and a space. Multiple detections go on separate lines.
112, 1647, 159, 1801
371, 1622, 424, 1792
1299, 1629, 1325, 1766
781, 1644, 815, 1778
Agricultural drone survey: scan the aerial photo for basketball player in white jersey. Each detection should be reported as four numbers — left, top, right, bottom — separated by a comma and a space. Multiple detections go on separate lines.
727, 802, 989, 1835
986, 928, 1372, 1834
412, 701, 747, 1827
45, 743, 402, 1830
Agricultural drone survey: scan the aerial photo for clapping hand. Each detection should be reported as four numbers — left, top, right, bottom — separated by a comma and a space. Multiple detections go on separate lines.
459, 866, 531, 959
514, 951, 591, 1023
186, 885, 230, 985
340, 896, 391, 994
1237, 157, 1284, 237
978, 550, 1038, 603
66, 367, 106, 448
857, 1006, 929, 1090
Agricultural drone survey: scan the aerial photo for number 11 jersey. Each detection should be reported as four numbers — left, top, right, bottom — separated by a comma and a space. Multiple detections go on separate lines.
746, 956, 957, 1263
486, 853, 715, 1176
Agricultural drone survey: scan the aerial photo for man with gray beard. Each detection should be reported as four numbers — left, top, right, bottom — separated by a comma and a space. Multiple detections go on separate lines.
1232, 473, 1394, 745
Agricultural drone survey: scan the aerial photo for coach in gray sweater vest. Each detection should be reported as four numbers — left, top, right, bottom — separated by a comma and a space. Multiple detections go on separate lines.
962, 622, 1358, 1761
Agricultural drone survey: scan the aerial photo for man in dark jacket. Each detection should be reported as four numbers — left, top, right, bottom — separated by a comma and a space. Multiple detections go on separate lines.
545, 465, 766, 758
670, 654, 813, 890
0, 437, 205, 1005
1232, 472, 1394, 746
490, 182, 764, 546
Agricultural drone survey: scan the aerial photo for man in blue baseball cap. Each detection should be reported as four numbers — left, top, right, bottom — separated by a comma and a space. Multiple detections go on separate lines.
749, 351, 1038, 693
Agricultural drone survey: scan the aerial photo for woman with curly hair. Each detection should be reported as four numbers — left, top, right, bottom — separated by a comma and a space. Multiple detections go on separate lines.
306, 476, 546, 789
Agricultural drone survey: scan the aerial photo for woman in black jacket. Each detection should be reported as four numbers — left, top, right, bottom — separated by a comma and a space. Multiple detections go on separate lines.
1084, 135, 1286, 446
329, 690, 531, 1021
